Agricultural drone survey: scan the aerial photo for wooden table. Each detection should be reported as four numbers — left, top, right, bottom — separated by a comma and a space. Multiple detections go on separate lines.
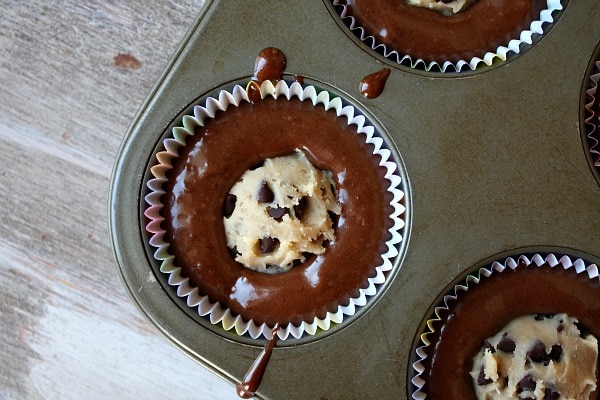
1, 1, 238, 398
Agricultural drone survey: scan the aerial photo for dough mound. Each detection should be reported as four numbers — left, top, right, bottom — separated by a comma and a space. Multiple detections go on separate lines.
223, 149, 341, 274
471, 313, 598, 400
406, 0, 477, 15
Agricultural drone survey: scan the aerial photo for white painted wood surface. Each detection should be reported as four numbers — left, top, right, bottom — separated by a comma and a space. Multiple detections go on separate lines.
1, 1, 239, 399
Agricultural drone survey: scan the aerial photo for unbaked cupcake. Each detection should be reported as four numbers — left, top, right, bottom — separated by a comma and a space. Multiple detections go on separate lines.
411, 253, 600, 399
332, 0, 563, 72
144, 80, 406, 340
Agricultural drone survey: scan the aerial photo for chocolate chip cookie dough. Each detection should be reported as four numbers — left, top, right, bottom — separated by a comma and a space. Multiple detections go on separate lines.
224, 149, 341, 274
471, 313, 598, 400
412, 259, 600, 400
406, 0, 477, 15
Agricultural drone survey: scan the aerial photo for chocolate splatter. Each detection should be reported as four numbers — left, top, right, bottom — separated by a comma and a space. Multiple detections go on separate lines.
236, 326, 280, 398
253, 47, 286, 83
247, 47, 287, 102
360, 68, 390, 99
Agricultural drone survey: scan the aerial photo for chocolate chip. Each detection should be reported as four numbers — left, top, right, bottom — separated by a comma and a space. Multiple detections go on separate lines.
535, 313, 555, 321
575, 321, 591, 339
330, 183, 337, 198
527, 340, 547, 363
517, 375, 536, 392
268, 206, 288, 220
258, 237, 279, 254
257, 181, 274, 203
228, 246, 240, 259
328, 210, 339, 228
497, 333, 516, 353
223, 193, 237, 218
291, 252, 316, 267
483, 340, 496, 354
544, 388, 560, 400
249, 160, 265, 170
293, 196, 308, 219
548, 344, 562, 361
476, 366, 492, 386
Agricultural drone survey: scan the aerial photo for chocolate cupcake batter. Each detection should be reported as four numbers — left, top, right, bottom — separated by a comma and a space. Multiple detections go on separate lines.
420, 262, 600, 399
337, 0, 547, 64
247, 47, 286, 103
360, 68, 390, 99
161, 97, 392, 327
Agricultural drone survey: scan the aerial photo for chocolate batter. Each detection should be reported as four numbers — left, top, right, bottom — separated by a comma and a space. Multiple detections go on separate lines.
236, 326, 280, 398
419, 262, 600, 399
337, 0, 547, 64
360, 68, 390, 99
161, 97, 393, 327
247, 47, 286, 102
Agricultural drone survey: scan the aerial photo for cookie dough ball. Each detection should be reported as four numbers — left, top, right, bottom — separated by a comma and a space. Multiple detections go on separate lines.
406, 0, 477, 15
223, 149, 341, 274
471, 314, 598, 400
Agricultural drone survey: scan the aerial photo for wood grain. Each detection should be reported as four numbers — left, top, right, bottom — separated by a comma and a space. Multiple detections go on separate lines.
0, 1, 238, 398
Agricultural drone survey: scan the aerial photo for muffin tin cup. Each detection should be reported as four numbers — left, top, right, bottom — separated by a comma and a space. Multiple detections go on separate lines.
331, 0, 564, 72
411, 252, 600, 399
144, 80, 406, 340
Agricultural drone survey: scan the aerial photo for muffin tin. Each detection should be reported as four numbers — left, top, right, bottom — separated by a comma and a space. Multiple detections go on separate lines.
108, 0, 600, 398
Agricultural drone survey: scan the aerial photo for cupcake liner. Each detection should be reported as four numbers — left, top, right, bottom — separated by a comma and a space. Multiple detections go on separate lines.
144, 80, 406, 340
584, 60, 600, 168
411, 252, 600, 399
332, 0, 563, 72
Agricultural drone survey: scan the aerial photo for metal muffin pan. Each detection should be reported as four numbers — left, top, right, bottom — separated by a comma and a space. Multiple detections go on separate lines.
108, 0, 600, 398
